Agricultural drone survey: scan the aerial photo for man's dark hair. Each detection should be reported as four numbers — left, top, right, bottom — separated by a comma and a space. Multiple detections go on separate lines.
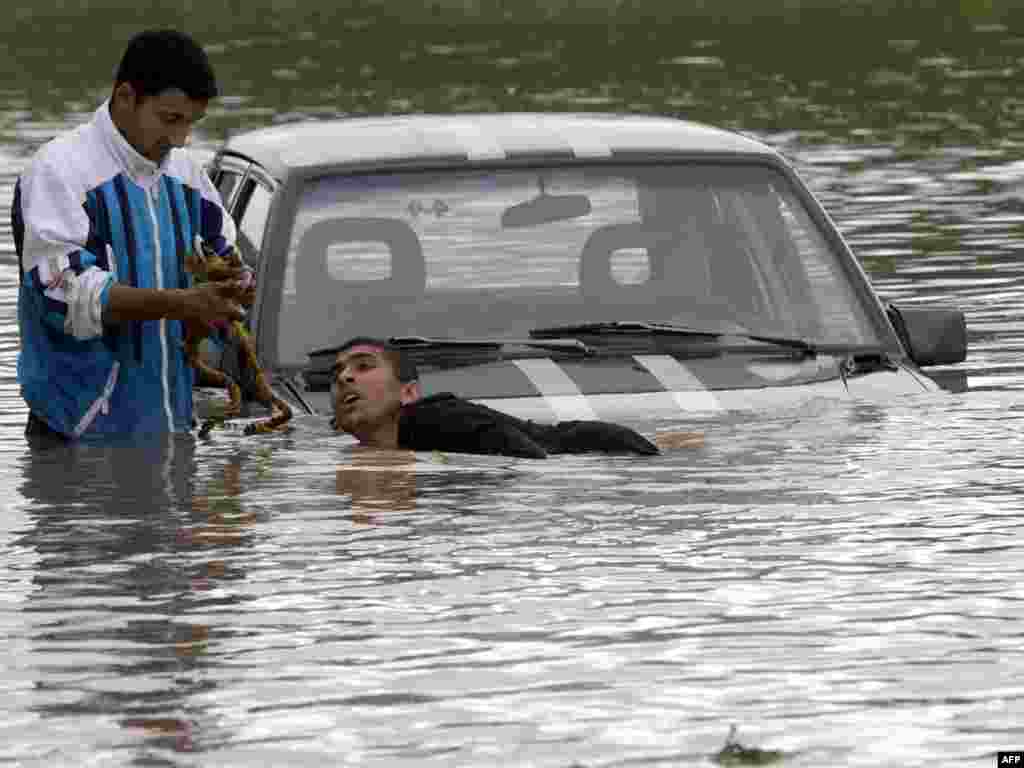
115, 29, 218, 102
334, 337, 419, 383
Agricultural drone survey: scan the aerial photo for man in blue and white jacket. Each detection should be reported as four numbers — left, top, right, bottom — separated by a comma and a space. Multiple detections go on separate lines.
13, 29, 247, 442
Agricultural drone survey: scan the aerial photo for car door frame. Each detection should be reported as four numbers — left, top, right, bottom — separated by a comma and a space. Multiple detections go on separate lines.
209, 152, 281, 314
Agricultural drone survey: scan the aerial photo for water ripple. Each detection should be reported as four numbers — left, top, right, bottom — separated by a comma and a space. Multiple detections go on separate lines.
2, 7, 1024, 766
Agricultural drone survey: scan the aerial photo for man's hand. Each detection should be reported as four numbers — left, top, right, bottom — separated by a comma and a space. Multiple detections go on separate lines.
652, 430, 705, 451
190, 239, 256, 308
179, 280, 247, 325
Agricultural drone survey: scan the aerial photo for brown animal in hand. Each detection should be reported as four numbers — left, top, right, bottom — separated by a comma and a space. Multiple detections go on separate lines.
183, 242, 292, 437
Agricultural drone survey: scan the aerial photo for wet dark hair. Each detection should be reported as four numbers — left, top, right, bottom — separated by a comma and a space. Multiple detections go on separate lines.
333, 337, 420, 383
114, 29, 218, 102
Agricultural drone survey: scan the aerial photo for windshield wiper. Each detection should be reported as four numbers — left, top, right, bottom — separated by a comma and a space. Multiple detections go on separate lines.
531, 320, 722, 340
308, 335, 594, 358
386, 335, 595, 355
530, 322, 892, 361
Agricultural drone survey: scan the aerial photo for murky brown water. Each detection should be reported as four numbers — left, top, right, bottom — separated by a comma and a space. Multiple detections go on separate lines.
2, 3, 1024, 765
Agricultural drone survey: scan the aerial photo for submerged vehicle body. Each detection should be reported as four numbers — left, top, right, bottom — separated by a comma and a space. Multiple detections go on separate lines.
203, 113, 967, 425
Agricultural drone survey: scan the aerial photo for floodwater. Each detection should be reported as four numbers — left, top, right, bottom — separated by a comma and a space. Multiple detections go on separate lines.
2, 3, 1024, 765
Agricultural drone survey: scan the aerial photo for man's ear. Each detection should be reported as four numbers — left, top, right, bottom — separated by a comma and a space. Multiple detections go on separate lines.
112, 81, 139, 110
399, 381, 421, 405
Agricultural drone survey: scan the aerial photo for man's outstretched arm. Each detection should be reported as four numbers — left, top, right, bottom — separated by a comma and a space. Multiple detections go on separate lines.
540, 419, 660, 455
103, 280, 246, 325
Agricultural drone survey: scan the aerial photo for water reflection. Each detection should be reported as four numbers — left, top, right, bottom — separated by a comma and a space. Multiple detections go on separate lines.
16, 438, 200, 756
12, 436, 268, 758
181, 454, 259, 547
336, 450, 419, 522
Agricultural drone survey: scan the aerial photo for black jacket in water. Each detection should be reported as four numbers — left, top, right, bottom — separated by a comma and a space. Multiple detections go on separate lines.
397, 393, 659, 459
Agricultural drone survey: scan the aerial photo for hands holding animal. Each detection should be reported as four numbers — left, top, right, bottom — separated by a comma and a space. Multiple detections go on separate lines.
184, 237, 291, 437
182, 236, 255, 325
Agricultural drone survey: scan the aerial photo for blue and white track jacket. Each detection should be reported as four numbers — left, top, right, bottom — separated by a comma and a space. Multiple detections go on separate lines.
12, 101, 237, 439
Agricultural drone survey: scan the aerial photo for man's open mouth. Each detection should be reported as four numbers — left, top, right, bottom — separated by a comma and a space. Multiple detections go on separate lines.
340, 393, 360, 407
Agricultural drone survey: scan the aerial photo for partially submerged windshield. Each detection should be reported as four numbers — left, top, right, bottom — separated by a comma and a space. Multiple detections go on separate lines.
276, 163, 880, 366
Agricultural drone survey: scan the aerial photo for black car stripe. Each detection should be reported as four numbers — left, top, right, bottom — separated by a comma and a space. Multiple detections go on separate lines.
113, 175, 142, 364
164, 176, 187, 288
12, 179, 25, 285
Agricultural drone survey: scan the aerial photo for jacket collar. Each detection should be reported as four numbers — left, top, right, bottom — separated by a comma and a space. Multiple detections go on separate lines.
95, 99, 169, 186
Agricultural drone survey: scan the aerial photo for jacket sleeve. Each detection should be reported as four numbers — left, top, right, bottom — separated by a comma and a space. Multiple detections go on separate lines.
537, 420, 661, 455
16, 157, 113, 340
193, 158, 237, 258
398, 394, 549, 459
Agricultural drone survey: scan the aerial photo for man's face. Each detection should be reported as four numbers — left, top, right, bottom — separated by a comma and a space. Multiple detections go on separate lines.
113, 84, 208, 164
332, 345, 420, 437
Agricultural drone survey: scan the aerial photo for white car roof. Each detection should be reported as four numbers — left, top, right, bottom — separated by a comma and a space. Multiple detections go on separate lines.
221, 113, 776, 177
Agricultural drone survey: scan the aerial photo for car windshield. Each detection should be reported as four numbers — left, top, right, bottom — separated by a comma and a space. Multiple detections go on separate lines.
274, 162, 880, 367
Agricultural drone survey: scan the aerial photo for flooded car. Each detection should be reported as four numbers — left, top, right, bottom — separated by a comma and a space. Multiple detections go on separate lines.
202, 113, 967, 425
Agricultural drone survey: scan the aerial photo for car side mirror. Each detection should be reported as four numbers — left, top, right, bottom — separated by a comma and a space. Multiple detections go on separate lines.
886, 303, 967, 367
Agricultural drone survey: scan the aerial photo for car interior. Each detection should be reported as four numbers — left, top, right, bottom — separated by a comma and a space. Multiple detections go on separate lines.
276, 171, 865, 366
